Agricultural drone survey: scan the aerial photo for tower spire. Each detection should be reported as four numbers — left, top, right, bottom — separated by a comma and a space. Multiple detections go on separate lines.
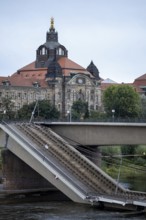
50, 17, 55, 31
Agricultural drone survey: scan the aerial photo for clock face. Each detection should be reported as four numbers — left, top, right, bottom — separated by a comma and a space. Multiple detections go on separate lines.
77, 78, 84, 84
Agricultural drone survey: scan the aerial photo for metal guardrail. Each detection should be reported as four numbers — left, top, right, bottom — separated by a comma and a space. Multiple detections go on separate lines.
2, 117, 146, 124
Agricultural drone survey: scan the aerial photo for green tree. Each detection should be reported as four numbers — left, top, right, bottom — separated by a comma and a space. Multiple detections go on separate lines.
71, 100, 89, 120
90, 110, 107, 120
0, 97, 15, 120
121, 145, 137, 158
18, 100, 60, 120
101, 145, 121, 157
103, 84, 141, 118
140, 96, 146, 119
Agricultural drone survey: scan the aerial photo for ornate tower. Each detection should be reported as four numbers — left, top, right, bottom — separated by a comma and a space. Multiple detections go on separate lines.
35, 18, 68, 68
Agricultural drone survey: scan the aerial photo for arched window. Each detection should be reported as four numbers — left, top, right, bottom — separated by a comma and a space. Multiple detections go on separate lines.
42, 47, 46, 55
58, 47, 65, 56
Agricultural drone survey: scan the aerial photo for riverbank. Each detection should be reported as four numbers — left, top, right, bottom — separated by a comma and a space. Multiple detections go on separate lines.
103, 164, 146, 192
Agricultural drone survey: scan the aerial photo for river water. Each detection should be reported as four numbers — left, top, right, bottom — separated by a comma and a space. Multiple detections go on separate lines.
0, 200, 145, 220
0, 177, 146, 219
0, 175, 146, 219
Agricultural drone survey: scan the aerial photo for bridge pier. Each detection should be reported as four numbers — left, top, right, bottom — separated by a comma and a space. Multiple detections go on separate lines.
1, 149, 55, 190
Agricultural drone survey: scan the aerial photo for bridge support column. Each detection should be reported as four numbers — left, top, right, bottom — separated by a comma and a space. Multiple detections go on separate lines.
1, 149, 55, 190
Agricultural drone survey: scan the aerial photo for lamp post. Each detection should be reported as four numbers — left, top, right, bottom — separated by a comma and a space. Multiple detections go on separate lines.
67, 110, 71, 122
2, 110, 6, 120
112, 109, 115, 121
67, 110, 70, 122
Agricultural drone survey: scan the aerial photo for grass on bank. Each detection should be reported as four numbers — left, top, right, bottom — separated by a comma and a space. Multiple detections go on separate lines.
101, 145, 146, 180
102, 161, 145, 179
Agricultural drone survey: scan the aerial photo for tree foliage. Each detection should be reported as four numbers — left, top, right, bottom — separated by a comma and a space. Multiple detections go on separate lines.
71, 100, 89, 120
140, 96, 146, 119
18, 100, 60, 120
90, 110, 107, 120
0, 97, 15, 120
121, 145, 137, 158
103, 84, 141, 118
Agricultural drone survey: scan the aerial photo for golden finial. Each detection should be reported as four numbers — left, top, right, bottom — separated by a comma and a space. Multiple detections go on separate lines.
50, 17, 54, 29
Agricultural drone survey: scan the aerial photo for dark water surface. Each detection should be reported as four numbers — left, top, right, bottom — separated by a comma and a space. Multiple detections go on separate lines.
0, 174, 146, 219
0, 201, 145, 220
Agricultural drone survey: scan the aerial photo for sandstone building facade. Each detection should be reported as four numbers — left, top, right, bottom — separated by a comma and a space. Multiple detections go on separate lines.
0, 18, 102, 118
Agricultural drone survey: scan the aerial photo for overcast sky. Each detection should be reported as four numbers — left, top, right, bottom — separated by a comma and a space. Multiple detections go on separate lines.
0, 0, 146, 83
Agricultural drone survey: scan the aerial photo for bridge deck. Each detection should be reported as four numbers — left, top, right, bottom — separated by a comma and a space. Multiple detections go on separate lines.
40, 121, 146, 145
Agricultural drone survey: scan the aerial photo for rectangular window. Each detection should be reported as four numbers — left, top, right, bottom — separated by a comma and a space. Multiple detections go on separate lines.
24, 93, 27, 99
6, 92, 9, 98
90, 94, 94, 101
18, 93, 21, 99
90, 105, 94, 110
67, 92, 70, 99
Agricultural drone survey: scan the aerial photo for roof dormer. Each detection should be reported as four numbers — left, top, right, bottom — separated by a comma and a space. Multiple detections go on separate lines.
2, 80, 11, 86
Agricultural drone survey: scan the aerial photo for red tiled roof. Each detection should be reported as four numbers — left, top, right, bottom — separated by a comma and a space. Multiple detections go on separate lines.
0, 76, 10, 82
0, 75, 48, 88
1, 57, 94, 88
100, 82, 136, 91
58, 57, 85, 70
15, 70, 47, 79
100, 83, 118, 91
133, 73, 146, 90
11, 57, 91, 79
19, 61, 36, 70
58, 57, 92, 77
12, 61, 47, 79
134, 73, 146, 81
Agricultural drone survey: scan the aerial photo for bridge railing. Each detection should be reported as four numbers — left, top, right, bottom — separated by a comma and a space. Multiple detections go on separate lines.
2, 117, 146, 124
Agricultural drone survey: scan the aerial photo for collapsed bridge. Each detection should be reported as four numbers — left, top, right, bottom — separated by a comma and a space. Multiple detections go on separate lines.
0, 122, 146, 210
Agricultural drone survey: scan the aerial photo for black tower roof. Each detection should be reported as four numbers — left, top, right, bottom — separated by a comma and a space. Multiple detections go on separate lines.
87, 61, 101, 80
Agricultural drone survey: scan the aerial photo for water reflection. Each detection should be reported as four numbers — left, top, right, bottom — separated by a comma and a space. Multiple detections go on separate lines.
0, 201, 145, 220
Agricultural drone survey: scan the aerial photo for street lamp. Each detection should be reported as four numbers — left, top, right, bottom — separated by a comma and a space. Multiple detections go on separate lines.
2, 110, 6, 120
67, 110, 71, 122
112, 109, 115, 121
